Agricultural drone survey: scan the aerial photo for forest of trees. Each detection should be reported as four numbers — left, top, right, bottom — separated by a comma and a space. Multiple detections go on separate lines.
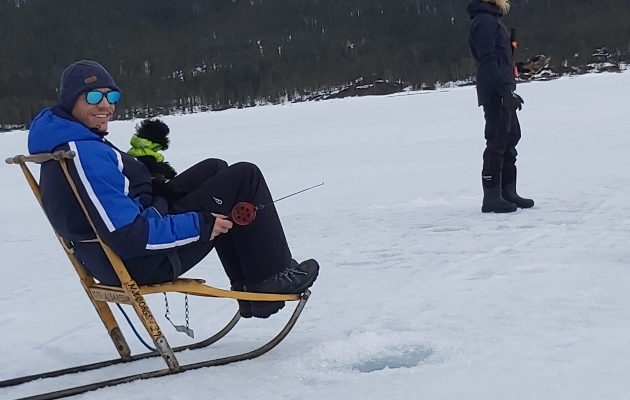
1, 0, 629, 127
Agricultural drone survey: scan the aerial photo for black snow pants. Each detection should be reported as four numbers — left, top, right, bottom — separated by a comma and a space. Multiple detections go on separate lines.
481, 94, 522, 188
135, 159, 292, 287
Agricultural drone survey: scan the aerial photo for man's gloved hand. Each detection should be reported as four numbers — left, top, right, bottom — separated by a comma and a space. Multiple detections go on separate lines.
501, 90, 524, 112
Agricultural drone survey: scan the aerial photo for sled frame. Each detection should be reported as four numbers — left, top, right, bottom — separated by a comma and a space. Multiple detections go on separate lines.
3, 151, 308, 399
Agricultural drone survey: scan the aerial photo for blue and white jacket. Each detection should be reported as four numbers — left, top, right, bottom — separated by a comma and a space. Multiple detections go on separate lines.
28, 106, 211, 285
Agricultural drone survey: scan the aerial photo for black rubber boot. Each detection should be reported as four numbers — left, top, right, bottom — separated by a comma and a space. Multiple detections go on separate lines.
482, 185, 517, 213
502, 182, 534, 209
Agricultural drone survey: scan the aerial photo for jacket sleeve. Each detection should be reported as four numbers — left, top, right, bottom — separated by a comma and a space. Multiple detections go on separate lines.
471, 16, 511, 96
68, 140, 211, 259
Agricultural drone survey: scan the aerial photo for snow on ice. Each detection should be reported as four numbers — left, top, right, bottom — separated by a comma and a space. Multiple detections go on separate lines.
1, 71, 630, 399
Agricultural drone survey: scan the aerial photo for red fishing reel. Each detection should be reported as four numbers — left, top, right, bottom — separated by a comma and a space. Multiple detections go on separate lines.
227, 183, 324, 226
230, 202, 257, 226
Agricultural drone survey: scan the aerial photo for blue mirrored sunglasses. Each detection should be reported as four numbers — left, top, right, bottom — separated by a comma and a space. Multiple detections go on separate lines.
85, 91, 121, 105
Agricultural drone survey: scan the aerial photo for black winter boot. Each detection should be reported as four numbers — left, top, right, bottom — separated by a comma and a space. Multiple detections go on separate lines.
243, 259, 319, 319
236, 259, 312, 319
246, 259, 319, 295
482, 185, 517, 213
502, 182, 534, 209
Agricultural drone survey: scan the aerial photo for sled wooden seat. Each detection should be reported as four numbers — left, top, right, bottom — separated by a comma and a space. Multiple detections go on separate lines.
90, 279, 299, 305
6, 151, 303, 375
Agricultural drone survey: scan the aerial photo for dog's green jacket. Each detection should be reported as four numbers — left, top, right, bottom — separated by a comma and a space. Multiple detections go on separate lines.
128, 135, 165, 162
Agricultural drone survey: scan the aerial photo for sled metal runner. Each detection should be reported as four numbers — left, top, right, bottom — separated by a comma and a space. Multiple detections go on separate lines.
0, 311, 242, 389
4, 292, 309, 400
3, 151, 313, 399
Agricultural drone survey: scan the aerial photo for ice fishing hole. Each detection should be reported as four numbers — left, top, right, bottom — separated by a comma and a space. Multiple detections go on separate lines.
353, 346, 433, 373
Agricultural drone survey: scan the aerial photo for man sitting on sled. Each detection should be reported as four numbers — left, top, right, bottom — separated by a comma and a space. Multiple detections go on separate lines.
27, 60, 319, 319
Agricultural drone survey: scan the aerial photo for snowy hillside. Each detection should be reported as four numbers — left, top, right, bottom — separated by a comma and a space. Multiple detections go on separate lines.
1, 71, 630, 400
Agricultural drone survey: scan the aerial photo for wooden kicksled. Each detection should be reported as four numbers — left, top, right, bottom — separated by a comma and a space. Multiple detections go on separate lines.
1, 151, 311, 400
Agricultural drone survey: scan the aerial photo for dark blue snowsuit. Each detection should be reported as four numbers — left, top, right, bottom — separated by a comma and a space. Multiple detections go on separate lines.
468, 0, 522, 189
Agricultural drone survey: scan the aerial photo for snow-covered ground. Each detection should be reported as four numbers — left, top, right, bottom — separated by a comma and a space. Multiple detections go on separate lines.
2, 71, 630, 400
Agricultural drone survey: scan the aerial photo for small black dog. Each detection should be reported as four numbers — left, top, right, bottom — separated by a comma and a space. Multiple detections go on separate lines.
129, 118, 180, 198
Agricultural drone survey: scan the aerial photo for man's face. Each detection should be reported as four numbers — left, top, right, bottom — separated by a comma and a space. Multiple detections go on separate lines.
71, 88, 115, 132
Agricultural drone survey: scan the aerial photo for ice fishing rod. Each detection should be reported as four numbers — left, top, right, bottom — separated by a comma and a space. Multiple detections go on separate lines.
230, 182, 324, 226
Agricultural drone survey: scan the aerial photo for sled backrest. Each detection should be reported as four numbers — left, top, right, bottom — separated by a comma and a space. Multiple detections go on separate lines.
6, 151, 138, 285
6, 152, 97, 280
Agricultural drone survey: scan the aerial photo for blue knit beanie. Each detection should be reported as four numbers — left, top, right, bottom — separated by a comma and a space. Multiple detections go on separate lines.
59, 60, 121, 111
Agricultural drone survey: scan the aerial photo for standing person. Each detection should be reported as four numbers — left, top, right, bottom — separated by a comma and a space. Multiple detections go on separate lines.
467, 0, 534, 213
27, 60, 319, 319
